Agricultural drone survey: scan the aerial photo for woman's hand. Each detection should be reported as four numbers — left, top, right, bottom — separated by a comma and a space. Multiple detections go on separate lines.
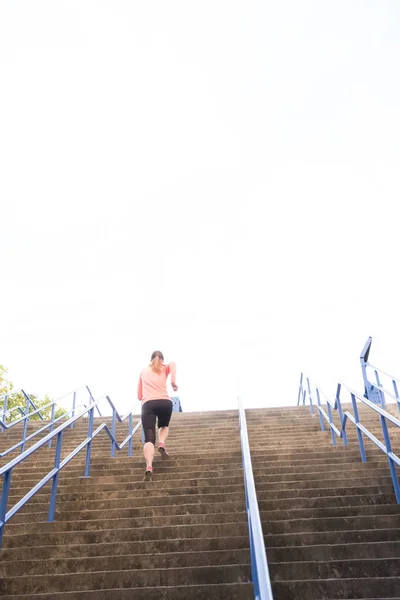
171, 382, 178, 392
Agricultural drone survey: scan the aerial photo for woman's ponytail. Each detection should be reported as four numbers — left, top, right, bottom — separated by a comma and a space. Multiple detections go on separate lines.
150, 350, 164, 374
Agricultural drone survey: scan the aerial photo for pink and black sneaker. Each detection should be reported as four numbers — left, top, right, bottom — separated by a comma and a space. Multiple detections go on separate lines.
158, 442, 169, 460
143, 465, 153, 481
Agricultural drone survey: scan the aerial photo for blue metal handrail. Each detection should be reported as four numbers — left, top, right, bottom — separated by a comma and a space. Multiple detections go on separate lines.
0, 399, 92, 458
339, 382, 400, 503
1, 386, 102, 429
298, 373, 348, 446
364, 361, 400, 413
360, 337, 400, 413
297, 373, 400, 503
238, 396, 273, 600
0, 395, 142, 546
0, 404, 26, 421
0, 386, 101, 454
0, 389, 44, 426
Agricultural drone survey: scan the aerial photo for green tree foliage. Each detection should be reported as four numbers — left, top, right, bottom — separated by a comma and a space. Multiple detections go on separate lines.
0, 364, 11, 396
0, 365, 66, 422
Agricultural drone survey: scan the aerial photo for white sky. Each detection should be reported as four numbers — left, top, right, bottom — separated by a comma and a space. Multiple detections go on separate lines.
1, 1, 400, 415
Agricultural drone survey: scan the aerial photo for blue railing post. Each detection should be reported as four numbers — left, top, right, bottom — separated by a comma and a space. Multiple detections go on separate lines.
128, 413, 133, 457
83, 406, 94, 477
23, 390, 31, 418
351, 393, 366, 462
70, 391, 77, 429
360, 337, 372, 392
20, 414, 28, 454
375, 370, 381, 388
87, 385, 102, 416
111, 408, 117, 457
19, 390, 33, 454
326, 403, 337, 446
48, 403, 56, 448
0, 469, 12, 547
393, 380, 400, 415
1, 394, 8, 432
374, 370, 386, 408
335, 384, 348, 446
315, 388, 325, 432
48, 431, 63, 522
379, 414, 400, 503
359, 338, 386, 407
297, 373, 304, 406
21, 389, 43, 420
87, 386, 95, 404
306, 378, 314, 415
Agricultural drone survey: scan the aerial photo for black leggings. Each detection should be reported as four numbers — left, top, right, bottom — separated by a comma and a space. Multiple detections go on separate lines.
141, 399, 173, 445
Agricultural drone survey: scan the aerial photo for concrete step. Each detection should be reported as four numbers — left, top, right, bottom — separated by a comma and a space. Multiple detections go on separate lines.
264, 527, 400, 547
258, 484, 396, 499
3, 583, 254, 600
11, 500, 246, 524
269, 557, 400, 580
262, 513, 400, 535
2, 452, 387, 476
0, 564, 252, 595
9, 478, 246, 503
0, 535, 250, 561
6, 511, 249, 535
18, 447, 390, 469
12, 494, 398, 525
0, 582, 254, 600
9, 470, 245, 487
13, 492, 397, 525
9, 485, 396, 510
6, 491, 247, 514
2, 521, 250, 548
8, 460, 391, 485
0, 548, 251, 577
6, 423, 393, 445
8, 480, 397, 514
260, 504, 400, 522
11, 480, 393, 511
2, 454, 246, 469
271, 577, 400, 599
10, 464, 391, 487
7, 450, 388, 470
268, 540, 400, 561
255, 475, 393, 490
9, 505, 400, 537
258, 493, 396, 510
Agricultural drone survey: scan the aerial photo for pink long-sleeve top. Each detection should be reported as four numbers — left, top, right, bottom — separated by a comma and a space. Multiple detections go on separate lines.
137, 362, 177, 404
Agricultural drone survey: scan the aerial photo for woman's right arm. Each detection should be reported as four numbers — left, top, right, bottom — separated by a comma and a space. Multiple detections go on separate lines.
169, 362, 178, 392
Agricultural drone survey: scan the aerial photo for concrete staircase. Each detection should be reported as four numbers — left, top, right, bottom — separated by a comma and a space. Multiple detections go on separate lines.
0, 410, 254, 599
247, 404, 400, 599
0, 404, 400, 598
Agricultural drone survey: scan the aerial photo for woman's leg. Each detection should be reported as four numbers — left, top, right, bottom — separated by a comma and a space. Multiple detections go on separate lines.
141, 402, 157, 468
144, 441, 154, 467
158, 426, 169, 444
157, 401, 173, 457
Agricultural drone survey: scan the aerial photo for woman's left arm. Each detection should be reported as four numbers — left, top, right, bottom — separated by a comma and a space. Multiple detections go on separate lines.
137, 374, 143, 401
